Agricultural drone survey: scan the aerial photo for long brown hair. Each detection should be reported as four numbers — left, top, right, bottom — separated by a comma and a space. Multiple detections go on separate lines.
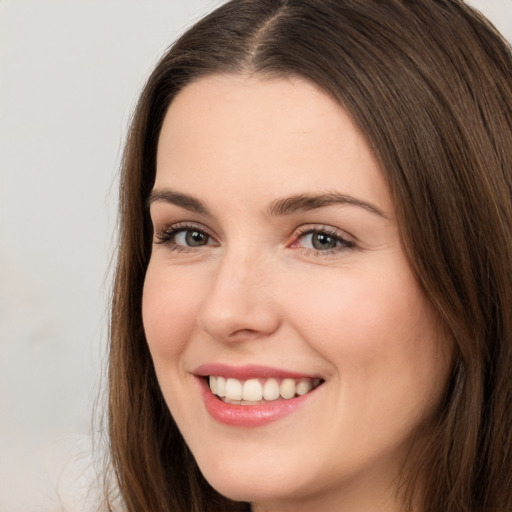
106, 1, 512, 510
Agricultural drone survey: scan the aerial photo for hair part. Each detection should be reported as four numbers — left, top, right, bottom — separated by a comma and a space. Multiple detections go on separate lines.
107, 1, 512, 510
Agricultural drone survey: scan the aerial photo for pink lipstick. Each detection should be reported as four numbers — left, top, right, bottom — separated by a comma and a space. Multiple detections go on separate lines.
194, 364, 323, 427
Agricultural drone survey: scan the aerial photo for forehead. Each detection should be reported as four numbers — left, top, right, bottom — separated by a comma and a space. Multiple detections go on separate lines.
155, 74, 392, 217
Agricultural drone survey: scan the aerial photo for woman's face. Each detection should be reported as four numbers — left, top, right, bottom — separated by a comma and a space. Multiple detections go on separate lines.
143, 75, 452, 511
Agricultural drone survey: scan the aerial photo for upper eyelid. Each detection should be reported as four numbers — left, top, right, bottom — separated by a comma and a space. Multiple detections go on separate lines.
148, 204, 212, 230
155, 221, 212, 233
150, 209, 220, 234
160, 223, 214, 238
293, 224, 356, 242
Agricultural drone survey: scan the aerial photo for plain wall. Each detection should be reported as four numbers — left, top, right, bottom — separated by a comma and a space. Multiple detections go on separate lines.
0, 1, 510, 510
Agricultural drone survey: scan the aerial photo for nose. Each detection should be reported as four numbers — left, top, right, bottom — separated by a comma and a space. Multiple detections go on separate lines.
197, 251, 280, 343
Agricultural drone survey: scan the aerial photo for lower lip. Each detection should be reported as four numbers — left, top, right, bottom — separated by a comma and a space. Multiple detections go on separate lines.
198, 378, 318, 427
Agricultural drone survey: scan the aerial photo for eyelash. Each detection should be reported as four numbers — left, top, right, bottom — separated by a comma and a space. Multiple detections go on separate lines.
154, 223, 214, 252
291, 226, 356, 256
153, 223, 356, 255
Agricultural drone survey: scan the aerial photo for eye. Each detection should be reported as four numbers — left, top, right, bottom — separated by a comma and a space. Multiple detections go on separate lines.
292, 226, 355, 254
154, 223, 216, 250
174, 229, 210, 247
304, 232, 339, 250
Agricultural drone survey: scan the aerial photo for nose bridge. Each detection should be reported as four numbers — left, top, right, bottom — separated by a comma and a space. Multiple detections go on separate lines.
198, 242, 279, 342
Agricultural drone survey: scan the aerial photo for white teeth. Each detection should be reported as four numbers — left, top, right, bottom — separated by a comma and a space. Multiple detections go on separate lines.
280, 378, 296, 399
296, 379, 313, 396
225, 378, 243, 400
242, 379, 263, 401
209, 375, 217, 395
208, 375, 320, 403
262, 378, 280, 400
216, 376, 226, 397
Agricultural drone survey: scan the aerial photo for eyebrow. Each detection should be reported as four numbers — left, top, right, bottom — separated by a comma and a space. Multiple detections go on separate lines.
147, 188, 386, 219
147, 188, 210, 215
267, 192, 387, 218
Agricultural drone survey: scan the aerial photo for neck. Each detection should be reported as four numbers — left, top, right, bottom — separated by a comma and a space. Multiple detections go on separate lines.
250, 470, 418, 512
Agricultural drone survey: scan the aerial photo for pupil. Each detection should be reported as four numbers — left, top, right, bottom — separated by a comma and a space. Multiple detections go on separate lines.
312, 233, 336, 250
186, 230, 207, 246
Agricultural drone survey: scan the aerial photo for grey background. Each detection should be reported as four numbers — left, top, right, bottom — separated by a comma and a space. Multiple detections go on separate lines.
0, 1, 510, 510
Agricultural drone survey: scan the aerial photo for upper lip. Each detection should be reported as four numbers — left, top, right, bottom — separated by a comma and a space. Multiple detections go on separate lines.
193, 363, 322, 380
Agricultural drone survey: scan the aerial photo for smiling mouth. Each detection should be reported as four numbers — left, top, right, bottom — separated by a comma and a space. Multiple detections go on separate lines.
208, 376, 323, 405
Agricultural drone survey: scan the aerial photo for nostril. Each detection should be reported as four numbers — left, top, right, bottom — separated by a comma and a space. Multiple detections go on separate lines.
197, 274, 281, 343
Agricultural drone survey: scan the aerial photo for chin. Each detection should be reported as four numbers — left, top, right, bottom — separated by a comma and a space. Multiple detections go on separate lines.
195, 450, 306, 504
206, 475, 294, 505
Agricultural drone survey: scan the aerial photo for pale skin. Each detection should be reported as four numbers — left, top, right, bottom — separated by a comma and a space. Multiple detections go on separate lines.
142, 74, 453, 512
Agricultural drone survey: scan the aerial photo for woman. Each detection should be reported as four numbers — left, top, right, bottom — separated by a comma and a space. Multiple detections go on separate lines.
106, 1, 512, 511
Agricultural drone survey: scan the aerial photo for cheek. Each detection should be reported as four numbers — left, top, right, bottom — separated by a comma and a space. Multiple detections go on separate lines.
142, 261, 203, 363
284, 260, 450, 411
286, 265, 424, 350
